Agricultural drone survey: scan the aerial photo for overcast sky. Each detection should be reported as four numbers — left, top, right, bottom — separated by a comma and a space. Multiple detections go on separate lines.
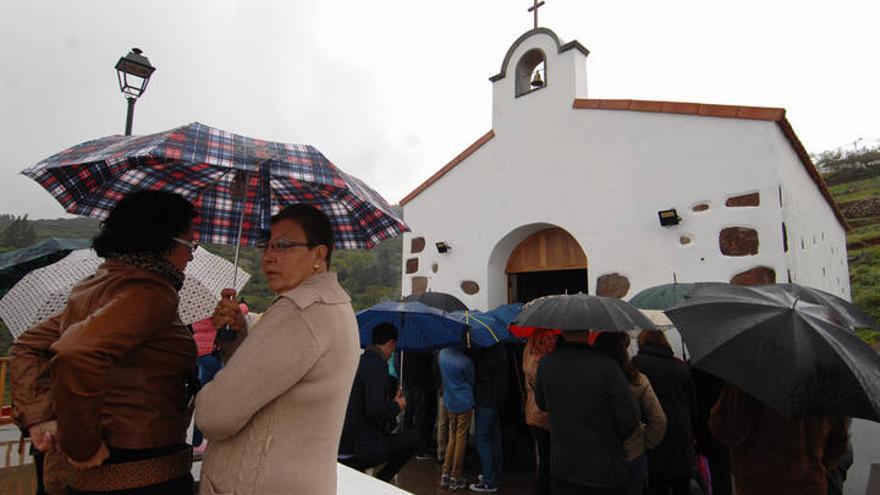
1, 0, 877, 219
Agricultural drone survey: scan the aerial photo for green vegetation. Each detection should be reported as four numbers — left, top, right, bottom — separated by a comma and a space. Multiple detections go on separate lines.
821, 144, 880, 341
0, 213, 401, 316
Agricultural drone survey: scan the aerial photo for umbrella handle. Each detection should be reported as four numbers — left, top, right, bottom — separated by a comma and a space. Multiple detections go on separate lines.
216, 169, 251, 345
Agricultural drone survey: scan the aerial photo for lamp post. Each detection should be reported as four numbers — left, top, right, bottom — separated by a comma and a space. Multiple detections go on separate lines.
115, 48, 155, 136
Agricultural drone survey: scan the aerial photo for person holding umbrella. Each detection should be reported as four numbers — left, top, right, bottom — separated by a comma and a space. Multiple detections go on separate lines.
194, 204, 360, 495
709, 385, 849, 495
10, 191, 200, 494
339, 323, 420, 482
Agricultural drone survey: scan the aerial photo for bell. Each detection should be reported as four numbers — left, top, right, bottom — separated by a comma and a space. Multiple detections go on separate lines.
530, 71, 544, 88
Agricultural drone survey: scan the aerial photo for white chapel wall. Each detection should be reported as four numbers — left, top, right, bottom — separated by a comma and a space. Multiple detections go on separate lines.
401, 28, 847, 308
771, 130, 851, 298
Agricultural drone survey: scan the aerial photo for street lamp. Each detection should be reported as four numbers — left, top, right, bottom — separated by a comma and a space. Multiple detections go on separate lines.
115, 48, 155, 136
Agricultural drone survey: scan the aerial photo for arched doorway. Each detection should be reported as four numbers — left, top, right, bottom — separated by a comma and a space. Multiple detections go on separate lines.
506, 227, 587, 303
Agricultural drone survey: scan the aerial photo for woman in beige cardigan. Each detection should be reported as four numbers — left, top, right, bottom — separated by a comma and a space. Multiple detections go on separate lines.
594, 332, 667, 495
195, 205, 360, 495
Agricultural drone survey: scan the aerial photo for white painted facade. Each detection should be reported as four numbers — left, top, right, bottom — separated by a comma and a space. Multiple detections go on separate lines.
400, 28, 849, 310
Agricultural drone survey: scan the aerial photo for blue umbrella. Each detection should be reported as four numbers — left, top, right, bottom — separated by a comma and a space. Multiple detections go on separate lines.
450, 311, 510, 348
483, 303, 524, 325
356, 301, 469, 351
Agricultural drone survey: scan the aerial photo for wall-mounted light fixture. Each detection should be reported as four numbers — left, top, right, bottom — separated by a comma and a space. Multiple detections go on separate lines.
658, 208, 681, 227
436, 241, 451, 253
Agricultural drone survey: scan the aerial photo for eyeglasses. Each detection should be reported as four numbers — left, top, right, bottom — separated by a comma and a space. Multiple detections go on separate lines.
172, 237, 199, 253
256, 239, 311, 253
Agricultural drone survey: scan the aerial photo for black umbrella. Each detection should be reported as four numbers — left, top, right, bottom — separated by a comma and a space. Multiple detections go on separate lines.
767, 284, 879, 331
403, 292, 468, 312
666, 283, 880, 421
511, 293, 658, 333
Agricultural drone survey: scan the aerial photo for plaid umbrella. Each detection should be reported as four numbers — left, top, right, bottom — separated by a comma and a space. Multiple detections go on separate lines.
0, 247, 250, 337
21, 122, 408, 249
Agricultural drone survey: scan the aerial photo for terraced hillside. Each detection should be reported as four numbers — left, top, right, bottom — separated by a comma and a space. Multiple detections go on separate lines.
822, 151, 880, 348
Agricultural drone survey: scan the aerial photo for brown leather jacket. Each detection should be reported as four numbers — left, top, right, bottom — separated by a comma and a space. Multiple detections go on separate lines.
10, 260, 197, 462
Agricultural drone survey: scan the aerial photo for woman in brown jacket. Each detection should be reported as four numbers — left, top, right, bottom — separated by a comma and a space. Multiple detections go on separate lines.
10, 191, 199, 494
595, 332, 667, 495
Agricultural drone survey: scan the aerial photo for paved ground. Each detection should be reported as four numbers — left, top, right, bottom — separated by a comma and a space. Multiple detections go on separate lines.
391, 457, 536, 495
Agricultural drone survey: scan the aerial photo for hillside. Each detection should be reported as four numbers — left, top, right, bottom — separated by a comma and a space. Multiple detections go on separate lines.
820, 146, 880, 348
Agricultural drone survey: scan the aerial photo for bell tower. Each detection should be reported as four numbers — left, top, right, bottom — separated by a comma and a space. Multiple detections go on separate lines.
489, 28, 589, 133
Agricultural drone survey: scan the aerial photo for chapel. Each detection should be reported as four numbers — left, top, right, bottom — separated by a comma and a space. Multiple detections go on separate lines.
399, 27, 848, 307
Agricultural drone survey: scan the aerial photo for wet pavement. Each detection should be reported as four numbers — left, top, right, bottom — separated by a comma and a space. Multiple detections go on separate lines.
391, 457, 536, 495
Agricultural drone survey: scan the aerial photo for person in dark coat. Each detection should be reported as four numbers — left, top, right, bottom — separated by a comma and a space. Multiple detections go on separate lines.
690, 367, 732, 495
340, 323, 420, 481
402, 350, 437, 459
535, 331, 640, 495
470, 342, 509, 493
632, 331, 698, 495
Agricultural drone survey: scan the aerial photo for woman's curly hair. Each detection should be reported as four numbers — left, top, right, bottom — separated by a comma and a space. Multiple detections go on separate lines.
92, 190, 197, 258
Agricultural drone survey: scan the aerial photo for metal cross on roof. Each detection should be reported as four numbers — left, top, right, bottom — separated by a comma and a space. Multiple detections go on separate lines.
528, 0, 546, 29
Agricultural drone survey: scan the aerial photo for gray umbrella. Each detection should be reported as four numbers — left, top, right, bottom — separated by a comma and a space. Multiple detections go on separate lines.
511, 293, 658, 332
666, 283, 880, 421
766, 283, 879, 331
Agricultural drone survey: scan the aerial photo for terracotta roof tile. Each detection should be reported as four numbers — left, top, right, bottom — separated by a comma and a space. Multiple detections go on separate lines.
627, 100, 665, 112
660, 101, 702, 114
697, 104, 742, 119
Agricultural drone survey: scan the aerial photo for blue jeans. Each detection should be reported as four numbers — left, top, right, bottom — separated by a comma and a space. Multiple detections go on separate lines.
474, 406, 503, 487
192, 354, 222, 446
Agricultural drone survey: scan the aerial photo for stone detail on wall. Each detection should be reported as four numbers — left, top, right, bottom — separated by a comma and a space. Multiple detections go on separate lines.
726, 192, 760, 207
595, 273, 630, 299
719, 227, 759, 256
730, 266, 776, 286
411, 237, 425, 253
692, 203, 710, 212
405, 257, 419, 274
411, 276, 428, 294
431, 262, 439, 273
461, 280, 480, 295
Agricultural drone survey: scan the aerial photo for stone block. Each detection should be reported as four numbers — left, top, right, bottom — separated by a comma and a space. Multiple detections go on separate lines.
461, 280, 480, 295
726, 192, 760, 207
411, 237, 425, 253
730, 266, 776, 285
720, 227, 759, 256
411, 276, 428, 294
405, 257, 419, 274
595, 273, 630, 299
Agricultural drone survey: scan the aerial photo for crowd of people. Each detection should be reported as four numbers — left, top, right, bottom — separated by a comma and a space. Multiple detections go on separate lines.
6, 190, 854, 495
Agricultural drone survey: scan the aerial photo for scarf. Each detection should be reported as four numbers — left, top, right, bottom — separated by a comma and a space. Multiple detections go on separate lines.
117, 252, 185, 291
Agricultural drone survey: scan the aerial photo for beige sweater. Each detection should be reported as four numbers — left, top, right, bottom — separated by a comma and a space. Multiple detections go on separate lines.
196, 272, 360, 495
623, 372, 667, 461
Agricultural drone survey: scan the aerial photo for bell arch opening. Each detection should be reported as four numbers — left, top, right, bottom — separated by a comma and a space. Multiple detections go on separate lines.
515, 48, 546, 97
